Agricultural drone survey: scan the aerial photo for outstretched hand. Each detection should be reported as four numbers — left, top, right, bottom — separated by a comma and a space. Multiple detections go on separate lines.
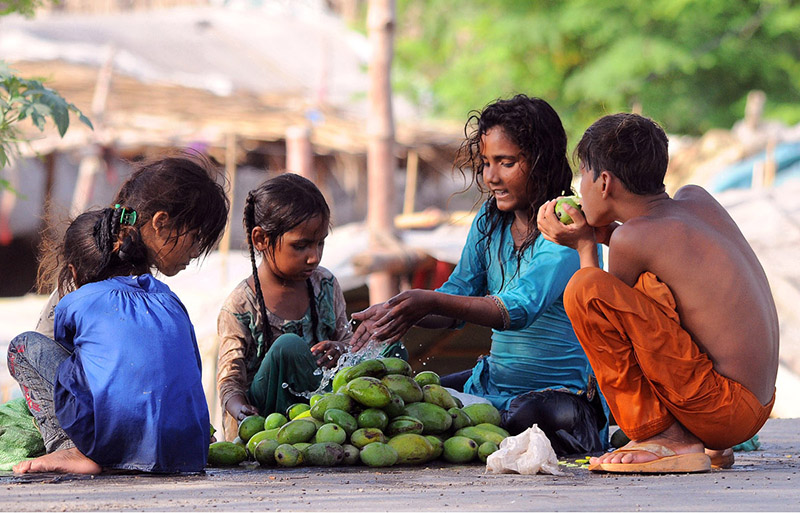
311, 340, 346, 369
349, 289, 436, 351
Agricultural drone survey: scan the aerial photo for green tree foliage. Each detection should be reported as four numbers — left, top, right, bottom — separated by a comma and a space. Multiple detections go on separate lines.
0, 0, 92, 182
393, 0, 800, 139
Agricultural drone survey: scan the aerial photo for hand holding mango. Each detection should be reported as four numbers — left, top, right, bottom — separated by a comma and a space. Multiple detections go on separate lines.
554, 196, 582, 225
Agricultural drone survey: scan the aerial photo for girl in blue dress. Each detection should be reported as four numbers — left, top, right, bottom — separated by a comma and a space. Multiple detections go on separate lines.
7, 155, 229, 474
352, 95, 609, 456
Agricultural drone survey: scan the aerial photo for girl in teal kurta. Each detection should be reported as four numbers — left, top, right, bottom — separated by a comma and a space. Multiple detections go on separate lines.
352, 95, 609, 456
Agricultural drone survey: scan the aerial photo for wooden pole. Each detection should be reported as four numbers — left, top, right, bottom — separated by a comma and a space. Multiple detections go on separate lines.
70, 44, 115, 217
366, 0, 399, 304
286, 125, 314, 182
403, 149, 419, 216
219, 132, 237, 281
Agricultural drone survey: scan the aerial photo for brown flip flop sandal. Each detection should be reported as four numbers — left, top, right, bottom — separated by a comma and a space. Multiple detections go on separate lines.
589, 443, 712, 474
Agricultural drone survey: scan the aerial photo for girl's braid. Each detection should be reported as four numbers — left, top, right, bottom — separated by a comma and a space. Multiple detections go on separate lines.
92, 207, 123, 272
245, 191, 273, 357
305, 278, 319, 344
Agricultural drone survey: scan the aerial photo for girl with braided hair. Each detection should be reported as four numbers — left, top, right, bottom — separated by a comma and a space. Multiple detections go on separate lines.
8, 155, 229, 474
216, 173, 405, 441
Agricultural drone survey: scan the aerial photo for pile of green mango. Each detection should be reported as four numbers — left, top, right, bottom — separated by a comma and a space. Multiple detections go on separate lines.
207, 357, 509, 468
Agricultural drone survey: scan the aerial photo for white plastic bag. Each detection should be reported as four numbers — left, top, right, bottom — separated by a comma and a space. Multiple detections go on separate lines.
485, 425, 566, 476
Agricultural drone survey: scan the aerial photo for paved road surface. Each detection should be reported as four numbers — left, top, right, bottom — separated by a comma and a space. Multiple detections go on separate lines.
0, 418, 798, 512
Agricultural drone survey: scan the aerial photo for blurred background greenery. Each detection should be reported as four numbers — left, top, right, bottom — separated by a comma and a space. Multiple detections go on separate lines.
384, 0, 800, 142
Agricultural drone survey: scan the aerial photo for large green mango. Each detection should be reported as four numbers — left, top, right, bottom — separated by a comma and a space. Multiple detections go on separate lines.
443, 435, 478, 463
208, 441, 247, 467
462, 403, 502, 426
454, 426, 505, 446
343, 377, 392, 408
305, 442, 345, 466
348, 359, 387, 380
350, 427, 387, 449
422, 384, 458, 410
276, 419, 318, 445
387, 433, 434, 465
403, 402, 452, 434
381, 374, 424, 404
310, 393, 354, 420
386, 416, 424, 437
447, 407, 473, 431
360, 442, 398, 467
379, 357, 413, 376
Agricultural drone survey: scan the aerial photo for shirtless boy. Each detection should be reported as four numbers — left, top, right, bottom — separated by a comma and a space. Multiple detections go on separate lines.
537, 113, 778, 473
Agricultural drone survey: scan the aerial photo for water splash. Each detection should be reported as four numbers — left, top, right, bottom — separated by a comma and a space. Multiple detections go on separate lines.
283, 339, 386, 400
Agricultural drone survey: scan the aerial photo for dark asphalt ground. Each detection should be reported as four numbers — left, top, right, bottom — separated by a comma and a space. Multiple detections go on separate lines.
0, 417, 798, 512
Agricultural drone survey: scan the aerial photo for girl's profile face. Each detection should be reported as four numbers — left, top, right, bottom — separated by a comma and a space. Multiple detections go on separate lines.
479, 126, 531, 214
153, 229, 201, 277
266, 215, 328, 282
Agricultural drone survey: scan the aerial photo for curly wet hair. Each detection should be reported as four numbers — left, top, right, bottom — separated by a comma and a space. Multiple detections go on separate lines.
454, 94, 573, 271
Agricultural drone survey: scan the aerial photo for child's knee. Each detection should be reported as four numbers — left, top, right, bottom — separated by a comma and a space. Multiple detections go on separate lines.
271, 333, 309, 356
564, 268, 607, 316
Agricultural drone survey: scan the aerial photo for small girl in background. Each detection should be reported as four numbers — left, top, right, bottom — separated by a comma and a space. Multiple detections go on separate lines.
216, 173, 405, 441
8, 155, 229, 474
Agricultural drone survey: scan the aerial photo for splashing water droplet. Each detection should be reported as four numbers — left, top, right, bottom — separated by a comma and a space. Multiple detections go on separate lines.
281, 382, 289, 389
284, 339, 386, 399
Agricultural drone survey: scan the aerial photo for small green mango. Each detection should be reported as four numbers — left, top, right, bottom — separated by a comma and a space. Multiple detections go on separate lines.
348, 359, 387, 380
246, 429, 274, 458
311, 393, 354, 420
238, 415, 266, 442
443, 435, 478, 463
274, 443, 302, 467
286, 403, 310, 420
357, 408, 389, 430
462, 403, 502, 426
306, 442, 345, 466
381, 374, 424, 404
478, 441, 499, 463
387, 433, 434, 465
350, 427, 387, 449
315, 423, 347, 445
208, 441, 247, 467
360, 442, 399, 467
383, 390, 406, 418
323, 408, 358, 436
254, 439, 280, 466
413, 371, 440, 386
341, 443, 360, 465
455, 426, 505, 446
264, 412, 288, 430
331, 366, 353, 392
403, 402, 452, 434
276, 419, 317, 445
447, 407, 473, 431
425, 435, 444, 461
554, 195, 582, 225
422, 384, 458, 410
386, 416, 424, 437
475, 423, 510, 439
379, 357, 413, 376
343, 377, 392, 408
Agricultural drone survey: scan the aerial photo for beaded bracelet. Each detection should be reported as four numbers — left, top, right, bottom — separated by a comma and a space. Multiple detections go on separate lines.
488, 294, 510, 330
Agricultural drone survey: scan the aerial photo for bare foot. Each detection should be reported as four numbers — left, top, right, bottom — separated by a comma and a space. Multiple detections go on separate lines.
590, 421, 704, 466
13, 447, 101, 475
706, 447, 734, 469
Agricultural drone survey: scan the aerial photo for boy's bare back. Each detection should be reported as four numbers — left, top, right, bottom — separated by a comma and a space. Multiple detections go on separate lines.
609, 185, 778, 404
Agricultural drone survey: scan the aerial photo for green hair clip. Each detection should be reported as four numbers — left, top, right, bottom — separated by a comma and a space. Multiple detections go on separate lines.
114, 204, 138, 226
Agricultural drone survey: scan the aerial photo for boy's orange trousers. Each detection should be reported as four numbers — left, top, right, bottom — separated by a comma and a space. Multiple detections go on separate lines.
564, 267, 773, 449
